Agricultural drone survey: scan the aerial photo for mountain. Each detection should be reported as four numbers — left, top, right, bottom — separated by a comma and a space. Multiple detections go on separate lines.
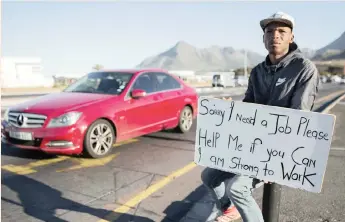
312, 31, 345, 61
136, 41, 265, 71
300, 48, 317, 59
312, 49, 345, 61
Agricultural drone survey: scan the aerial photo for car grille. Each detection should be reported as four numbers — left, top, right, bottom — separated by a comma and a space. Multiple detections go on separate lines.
7, 137, 43, 147
8, 112, 47, 128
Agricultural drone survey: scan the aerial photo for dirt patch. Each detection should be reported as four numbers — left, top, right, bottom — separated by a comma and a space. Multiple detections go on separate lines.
1, 86, 66, 95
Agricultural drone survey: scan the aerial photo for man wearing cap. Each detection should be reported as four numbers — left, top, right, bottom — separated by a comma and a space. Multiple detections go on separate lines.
201, 12, 319, 222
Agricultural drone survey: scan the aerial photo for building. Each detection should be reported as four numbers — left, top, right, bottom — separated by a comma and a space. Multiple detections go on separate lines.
167, 70, 195, 79
0, 57, 54, 88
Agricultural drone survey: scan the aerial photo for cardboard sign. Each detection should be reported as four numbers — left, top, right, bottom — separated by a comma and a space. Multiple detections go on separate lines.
194, 97, 336, 193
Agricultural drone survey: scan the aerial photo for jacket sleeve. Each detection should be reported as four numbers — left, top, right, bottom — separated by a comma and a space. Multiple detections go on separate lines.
242, 69, 256, 103
290, 61, 320, 110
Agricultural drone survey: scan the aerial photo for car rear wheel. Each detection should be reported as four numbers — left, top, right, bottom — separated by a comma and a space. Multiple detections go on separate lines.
176, 106, 193, 133
83, 119, 115, 158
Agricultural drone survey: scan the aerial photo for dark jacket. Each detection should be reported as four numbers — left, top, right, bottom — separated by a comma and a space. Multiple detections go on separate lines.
243, 42, 320, 111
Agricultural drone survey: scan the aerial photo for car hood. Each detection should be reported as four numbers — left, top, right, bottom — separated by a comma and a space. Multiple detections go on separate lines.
9, 92, 115, 116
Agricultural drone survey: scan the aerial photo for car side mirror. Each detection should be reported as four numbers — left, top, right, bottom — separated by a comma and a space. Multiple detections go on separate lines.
131, 89, 146, 99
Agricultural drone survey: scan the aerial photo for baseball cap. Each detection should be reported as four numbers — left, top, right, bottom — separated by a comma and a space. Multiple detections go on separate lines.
260, 12, 295, 30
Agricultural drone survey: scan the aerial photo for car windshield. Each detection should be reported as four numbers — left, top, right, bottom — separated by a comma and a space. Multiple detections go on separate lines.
63, 71, 134, 95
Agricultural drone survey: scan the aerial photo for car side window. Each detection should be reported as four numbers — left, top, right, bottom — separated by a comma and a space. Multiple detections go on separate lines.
132, 73, 155, 93
154, 72, 181, 92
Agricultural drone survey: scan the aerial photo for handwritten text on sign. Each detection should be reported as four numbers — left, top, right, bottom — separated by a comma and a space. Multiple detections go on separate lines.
194, 97, 336, 193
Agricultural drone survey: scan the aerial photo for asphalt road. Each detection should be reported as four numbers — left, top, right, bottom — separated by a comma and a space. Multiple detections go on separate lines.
1, 83, 345, 222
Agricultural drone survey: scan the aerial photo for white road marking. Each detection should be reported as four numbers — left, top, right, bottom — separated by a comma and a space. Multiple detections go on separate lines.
331, 147, 345, 151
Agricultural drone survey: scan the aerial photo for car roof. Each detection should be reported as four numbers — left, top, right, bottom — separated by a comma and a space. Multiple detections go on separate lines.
99, 68, 170, 74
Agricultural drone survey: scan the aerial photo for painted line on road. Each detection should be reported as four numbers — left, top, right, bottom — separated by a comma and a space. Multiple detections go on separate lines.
56, 153, 120, 172
1, 139, 138, 175
1, 156, 71, 175
331, 147, 345, 151
321, 93, 345, 114
315, 89, 345, 104
114, 138, 139, 147
98, 162, 197, 222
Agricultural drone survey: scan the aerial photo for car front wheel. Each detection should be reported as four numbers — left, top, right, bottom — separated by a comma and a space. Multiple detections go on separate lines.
83, 119, 115, 158
176, 106, 193, 133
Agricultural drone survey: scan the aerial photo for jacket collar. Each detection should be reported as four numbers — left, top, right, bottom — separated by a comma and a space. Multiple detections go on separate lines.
264, 42, 301, 73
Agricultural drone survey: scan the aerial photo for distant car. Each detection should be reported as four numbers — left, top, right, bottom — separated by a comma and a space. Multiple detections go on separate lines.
1, 69, 198, 158
340, 77, 345, 84
236, 76, 249, 86
212, 74, 236, 87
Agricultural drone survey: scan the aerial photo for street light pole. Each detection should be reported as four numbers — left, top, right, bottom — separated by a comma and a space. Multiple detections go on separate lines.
244, 50, 248, 78
262, 183, 282, 222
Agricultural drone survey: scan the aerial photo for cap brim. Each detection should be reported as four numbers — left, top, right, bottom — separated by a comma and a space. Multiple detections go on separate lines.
260, 18, 293, 30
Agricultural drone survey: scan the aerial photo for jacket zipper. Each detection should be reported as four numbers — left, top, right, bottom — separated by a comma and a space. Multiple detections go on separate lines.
266, 67, 279, 105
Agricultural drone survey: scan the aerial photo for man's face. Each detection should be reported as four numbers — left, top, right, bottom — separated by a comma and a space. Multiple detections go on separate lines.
263, 22, 294, 55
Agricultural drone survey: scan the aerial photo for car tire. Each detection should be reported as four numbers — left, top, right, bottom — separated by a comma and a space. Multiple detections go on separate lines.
83, 119, 116, 158
176, 106, 193, 133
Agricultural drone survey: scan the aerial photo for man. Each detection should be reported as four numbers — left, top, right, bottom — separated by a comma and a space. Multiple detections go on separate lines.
201, 11, 320, 222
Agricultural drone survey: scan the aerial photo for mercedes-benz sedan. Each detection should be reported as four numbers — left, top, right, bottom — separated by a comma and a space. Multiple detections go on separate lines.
2, 69, 198, 158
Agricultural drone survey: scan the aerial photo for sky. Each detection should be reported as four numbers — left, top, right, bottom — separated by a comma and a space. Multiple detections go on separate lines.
2, 1, 345, 76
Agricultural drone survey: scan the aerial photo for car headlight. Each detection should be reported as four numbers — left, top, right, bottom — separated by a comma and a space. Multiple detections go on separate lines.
3, 108, 9, 122
47, 111, 82, 128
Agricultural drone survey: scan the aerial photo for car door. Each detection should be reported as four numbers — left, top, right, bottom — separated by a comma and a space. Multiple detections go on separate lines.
153, 72, 184, 123
122, 72, 164, 138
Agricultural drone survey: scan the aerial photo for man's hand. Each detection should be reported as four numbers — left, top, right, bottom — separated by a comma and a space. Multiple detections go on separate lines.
222, 97, 232, 101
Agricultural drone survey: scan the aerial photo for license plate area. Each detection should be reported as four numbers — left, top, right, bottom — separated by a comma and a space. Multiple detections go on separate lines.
9, 131, 33, 141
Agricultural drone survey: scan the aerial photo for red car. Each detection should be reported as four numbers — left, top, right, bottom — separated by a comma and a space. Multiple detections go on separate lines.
1, 69, 198, 158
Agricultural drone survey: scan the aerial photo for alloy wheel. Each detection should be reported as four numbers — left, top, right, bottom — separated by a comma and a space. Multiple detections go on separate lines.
181, 108, 193, 131
89, 123, 114, 155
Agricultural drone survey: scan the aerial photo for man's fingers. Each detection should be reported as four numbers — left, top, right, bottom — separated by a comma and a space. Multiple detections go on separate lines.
216, 216, 230, 222
222, 97, 232, 101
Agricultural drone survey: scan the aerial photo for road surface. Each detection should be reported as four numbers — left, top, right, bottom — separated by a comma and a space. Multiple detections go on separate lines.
1, 83, 344, 222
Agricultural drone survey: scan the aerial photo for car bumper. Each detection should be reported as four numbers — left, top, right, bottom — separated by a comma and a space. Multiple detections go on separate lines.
1, 120, 84, 155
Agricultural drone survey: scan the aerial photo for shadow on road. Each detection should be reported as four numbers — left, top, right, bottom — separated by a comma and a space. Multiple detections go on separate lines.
2, 172, 154, 222
1, 142, 58, 160
143, 134, 195, 144
314, 92, 345, 113
161, 185, 208, 222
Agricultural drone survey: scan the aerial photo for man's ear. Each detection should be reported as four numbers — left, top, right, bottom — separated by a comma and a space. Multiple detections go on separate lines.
263, 34, 265, 43
290, 34, 294, 43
